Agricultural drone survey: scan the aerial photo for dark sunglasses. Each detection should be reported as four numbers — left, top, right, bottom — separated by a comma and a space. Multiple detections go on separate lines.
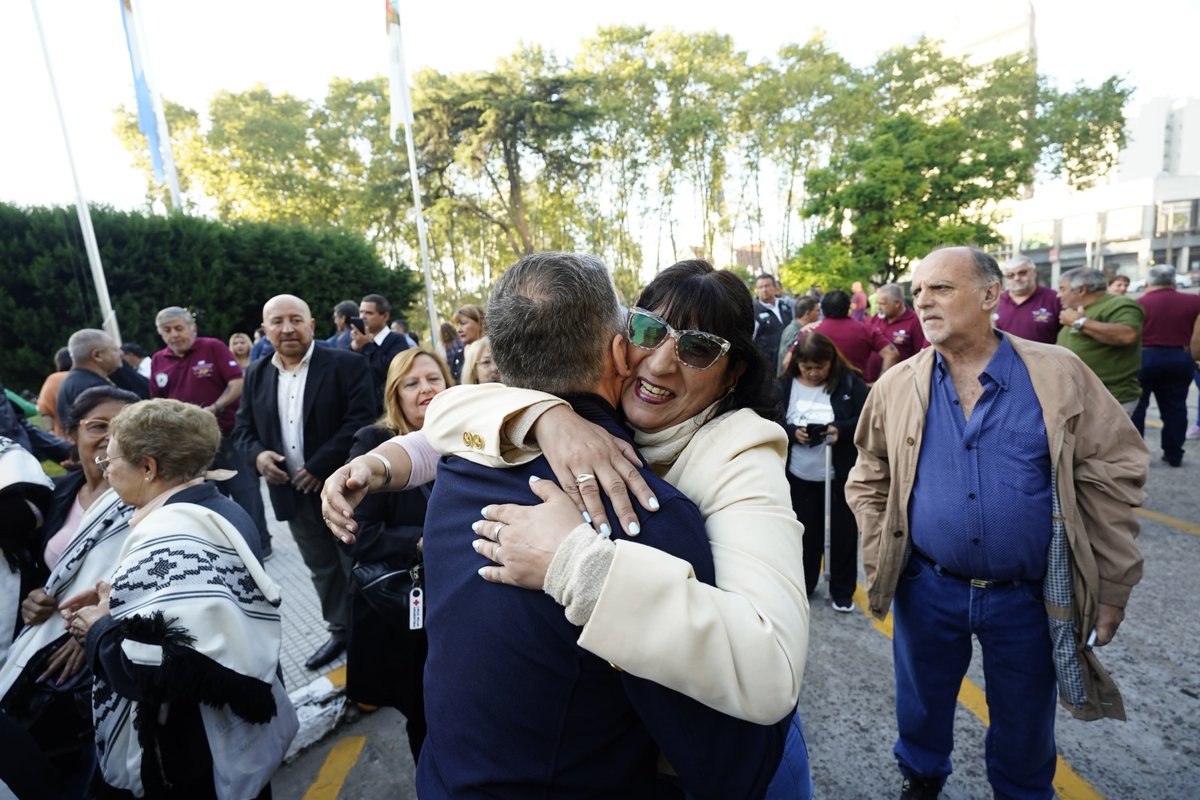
627, 308, 731, 370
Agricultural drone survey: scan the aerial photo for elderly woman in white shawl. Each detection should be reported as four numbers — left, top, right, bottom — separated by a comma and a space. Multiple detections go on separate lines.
64, 399, 295, 800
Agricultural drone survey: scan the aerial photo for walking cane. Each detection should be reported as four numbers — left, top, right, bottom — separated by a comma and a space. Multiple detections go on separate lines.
823, 431, 833, 584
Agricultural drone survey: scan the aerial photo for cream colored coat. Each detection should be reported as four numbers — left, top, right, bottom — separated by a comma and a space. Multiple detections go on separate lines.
845, 334, 1148, 720
422, 384, 809, 724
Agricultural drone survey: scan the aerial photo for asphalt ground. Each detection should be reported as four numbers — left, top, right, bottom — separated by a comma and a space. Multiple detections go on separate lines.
274, 389, 1200, 799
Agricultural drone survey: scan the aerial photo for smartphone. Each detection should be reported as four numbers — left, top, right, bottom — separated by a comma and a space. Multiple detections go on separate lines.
349, 316, 366, 334
805, 423, 828, 447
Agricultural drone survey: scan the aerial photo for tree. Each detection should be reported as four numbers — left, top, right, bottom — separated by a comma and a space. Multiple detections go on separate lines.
798, 41, 1131, 285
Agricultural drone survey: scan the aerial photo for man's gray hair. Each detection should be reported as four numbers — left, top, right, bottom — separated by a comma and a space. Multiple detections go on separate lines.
155, 306, 195, 329
878, 283, 904, 302
929, 246, 1002, 286
1061, 268, 1108, 294
67, 328, 111, 364
487, 252, 623, 394
1004, 255, 1035, 272
1147, 264, 1177, 288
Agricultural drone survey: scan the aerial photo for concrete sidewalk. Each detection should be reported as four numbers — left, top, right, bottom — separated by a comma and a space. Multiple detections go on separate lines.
254, 481, 351, 756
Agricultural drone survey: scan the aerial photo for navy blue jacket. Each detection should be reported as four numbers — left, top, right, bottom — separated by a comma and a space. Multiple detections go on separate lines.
417, 393, 785, 800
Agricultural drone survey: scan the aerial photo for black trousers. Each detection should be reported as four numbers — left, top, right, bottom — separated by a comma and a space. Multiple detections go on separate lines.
786, 471, 858, 604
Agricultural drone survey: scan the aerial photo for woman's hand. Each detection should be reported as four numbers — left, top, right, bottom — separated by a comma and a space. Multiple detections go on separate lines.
533, 405, 657, 537
65, 581, 111, 644
794, 427, 810, 445
21, 588, 57, 626
472, 476, 585, 589
37, 638, 86, 685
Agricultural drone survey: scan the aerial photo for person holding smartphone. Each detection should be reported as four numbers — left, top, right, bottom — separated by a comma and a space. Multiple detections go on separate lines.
350, 293, 411, 413
779, 331, 868, 612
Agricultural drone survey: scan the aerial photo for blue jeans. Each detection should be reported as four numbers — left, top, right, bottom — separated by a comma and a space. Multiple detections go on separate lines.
763, 710, 814, 800
1132, 347, 1195, 463
893, 554, 1056, 799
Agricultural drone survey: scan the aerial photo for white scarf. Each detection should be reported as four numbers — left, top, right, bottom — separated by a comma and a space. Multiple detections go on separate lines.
632, 400, 724, 473
93, 502, 292, 799
0, 437, 55, 666
0, 488, 132, 701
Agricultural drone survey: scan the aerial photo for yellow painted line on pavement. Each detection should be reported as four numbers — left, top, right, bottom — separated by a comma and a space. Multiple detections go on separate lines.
304, 735, 365, 800
851, 585, 1103, 800
1135, 507, 1200, 536
1145, 419, 1162, 429
326, 665, 347, 689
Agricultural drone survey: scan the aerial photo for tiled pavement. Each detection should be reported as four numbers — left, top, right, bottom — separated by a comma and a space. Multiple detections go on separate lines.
256, 482, 347, 692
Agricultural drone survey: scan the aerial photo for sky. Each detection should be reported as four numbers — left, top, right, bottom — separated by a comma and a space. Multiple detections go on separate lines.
1, 0, 1195, 213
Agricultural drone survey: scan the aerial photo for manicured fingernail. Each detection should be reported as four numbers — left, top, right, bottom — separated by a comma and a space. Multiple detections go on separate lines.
477, 567, 488, 577
472, 521, 483, 533
629, 522, 641, 536
529, 475, 541, 483
481, 506, 491, 517
647, 496, 660, 510
599, 523, 611, 537
472, 539, 482, 552
582, 510, 592, 524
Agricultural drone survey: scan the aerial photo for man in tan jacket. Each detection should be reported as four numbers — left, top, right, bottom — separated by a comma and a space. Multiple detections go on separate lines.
846, 246, 1147, 800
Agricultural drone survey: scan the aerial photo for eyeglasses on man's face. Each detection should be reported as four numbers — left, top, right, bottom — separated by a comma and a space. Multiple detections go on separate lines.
627, 308, 731, 370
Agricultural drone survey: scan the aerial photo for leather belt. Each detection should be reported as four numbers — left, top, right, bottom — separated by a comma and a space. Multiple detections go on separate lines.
912, 550, 1016, 588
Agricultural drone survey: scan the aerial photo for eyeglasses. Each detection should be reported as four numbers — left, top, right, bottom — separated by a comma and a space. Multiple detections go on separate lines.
627, 308, 731, 370
94, 454, 123, 473
78, 418, 110, 435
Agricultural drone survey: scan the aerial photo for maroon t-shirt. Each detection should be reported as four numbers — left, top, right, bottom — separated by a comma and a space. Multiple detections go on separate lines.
994, 285, 1061, 344
865, 306, 927, 382
1138, 288, 1200, 347
813, 317, 892, 373
150, 337, 244, 431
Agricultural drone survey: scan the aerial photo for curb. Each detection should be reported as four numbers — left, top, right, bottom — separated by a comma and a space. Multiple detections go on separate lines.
286, 665, 348, 760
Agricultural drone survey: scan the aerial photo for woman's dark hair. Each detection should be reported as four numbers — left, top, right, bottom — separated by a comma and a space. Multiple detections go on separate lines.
636, 259, 776, 421
820, 290, 851, 319
67, 385, 141, 432
54, 347, 72, 372
784, 332, 861, 393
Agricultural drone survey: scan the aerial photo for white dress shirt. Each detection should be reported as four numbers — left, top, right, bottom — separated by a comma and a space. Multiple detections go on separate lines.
272, 342, 315, 476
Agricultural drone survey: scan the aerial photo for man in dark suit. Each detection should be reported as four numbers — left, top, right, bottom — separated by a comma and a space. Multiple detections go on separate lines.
233, 294, 375, 670
752, 273, 789, 368
349, 293, 410, 413
412, 253, 785, 797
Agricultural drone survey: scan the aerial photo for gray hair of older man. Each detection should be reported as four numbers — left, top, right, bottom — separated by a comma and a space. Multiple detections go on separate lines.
878, 283, 905, 302
1061, 268, 1108, 294
487, 252, 623, 395
1147, 264, 1177, 288
155, 306, 195, 330
928, 246, 1003, 286
1004, 255, 1036, 272
67, 328, 112, 364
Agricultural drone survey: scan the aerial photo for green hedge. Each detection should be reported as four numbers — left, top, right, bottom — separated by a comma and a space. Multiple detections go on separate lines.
0, 203, 421, 392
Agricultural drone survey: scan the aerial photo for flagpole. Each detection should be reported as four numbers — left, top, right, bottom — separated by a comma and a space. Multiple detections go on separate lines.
128, 0, 182, 210
31, 0, 122, 345
389, 3, 440, 356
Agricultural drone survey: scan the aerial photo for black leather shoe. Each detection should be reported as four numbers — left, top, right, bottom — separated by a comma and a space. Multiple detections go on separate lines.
305, 636, 346, 671
899, 776, 942, 800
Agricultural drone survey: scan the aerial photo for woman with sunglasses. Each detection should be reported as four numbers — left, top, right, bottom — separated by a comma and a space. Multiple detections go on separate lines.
0, 386, 140, 797
327, 261, 809, 730
779, 332, 868, 613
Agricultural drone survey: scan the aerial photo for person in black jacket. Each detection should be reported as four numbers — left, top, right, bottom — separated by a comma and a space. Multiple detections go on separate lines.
778, 332, 868, 612
344, 347, 454, 762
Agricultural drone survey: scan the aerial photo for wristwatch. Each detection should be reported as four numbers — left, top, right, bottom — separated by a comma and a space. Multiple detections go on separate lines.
1072, 316, 1088, 332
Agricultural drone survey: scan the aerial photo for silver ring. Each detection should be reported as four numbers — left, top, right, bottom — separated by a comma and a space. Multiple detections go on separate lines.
494, 523, 505, 543
574, 473, 595, 485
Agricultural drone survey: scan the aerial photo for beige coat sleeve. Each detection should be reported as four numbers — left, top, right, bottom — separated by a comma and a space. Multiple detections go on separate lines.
578, 410, 809, 724
420, 383, 567, 466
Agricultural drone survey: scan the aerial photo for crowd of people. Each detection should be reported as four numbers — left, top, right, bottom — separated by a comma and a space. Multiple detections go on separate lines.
0, 245, 1190, 798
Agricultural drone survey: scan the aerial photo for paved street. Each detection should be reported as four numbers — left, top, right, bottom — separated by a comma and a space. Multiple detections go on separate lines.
273, 392, 1200, 799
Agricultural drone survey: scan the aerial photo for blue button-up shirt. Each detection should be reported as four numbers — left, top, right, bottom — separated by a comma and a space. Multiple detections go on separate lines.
909, 335, 1053, 581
